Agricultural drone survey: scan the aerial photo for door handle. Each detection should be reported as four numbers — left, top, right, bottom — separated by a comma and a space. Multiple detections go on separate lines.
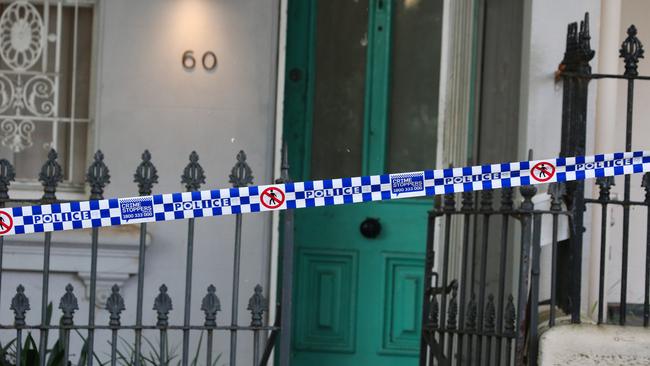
360, 217, 381, 238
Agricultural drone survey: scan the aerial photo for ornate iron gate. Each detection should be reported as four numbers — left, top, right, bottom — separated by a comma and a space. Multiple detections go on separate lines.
420, 12, 650, 366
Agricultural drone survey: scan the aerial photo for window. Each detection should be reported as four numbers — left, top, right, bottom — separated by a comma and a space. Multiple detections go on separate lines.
0, 0, 94, 189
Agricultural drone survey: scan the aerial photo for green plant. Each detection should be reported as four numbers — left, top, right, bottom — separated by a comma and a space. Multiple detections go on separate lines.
0, 304, 222, 366
0, 303, 106, 366
113, 331, 222, 366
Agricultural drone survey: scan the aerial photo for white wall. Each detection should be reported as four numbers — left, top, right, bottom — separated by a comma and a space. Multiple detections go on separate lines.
1, 0, 280, 362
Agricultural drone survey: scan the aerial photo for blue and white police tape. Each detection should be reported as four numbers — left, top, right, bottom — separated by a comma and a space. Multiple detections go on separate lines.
0, 151, 647, 237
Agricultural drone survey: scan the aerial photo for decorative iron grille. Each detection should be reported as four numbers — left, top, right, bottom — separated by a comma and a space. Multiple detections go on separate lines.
0, 0, 93, 185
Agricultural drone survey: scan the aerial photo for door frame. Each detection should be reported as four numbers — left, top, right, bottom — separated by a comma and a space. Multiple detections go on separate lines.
274, 0, 481, 362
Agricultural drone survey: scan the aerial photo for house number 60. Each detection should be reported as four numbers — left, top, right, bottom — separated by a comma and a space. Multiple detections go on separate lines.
182, 50, 218, 71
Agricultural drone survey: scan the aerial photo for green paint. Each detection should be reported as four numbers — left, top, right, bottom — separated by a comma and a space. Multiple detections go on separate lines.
282, 0, 441, 364
363, 0, 392, 175
283, 0, 316, 181
291, 202, 428, 366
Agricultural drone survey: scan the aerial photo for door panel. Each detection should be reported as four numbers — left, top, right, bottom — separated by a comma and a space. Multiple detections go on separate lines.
381, 254, 425, 355
294, 248, 358, 353
284, 1, 444, 365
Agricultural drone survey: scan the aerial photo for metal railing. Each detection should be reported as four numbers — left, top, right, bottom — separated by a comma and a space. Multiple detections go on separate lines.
420, 176, 571, 366
421, 12, 650, 366
0, 147, 291, 365
559, 13, 649, 326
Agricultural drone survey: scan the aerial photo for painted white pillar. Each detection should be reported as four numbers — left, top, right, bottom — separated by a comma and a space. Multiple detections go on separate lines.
436, 0, 477, 284
587, 0, 622, 322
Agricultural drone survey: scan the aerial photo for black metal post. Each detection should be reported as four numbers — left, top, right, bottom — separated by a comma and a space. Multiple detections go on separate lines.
618, 24, 643, 325
496, 188, 513, 364
133, 149, 158, 366
181, 151, 206, 365
559, 14, 593, 324
106, 285, 125, 366
475, 191, 492, 364
86, 150, 111, 366
278, 144, 294, 366
38, 149, 63, 366
229, 150, 254, 366
457, 190, 474, 366
515, 161, 536, 365
528, 215, 542, 366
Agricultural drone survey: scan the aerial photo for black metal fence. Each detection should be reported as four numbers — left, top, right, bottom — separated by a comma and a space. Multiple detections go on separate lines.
0, 148, 292, 365
420, 174, 570, 366
420, 12, 650, 366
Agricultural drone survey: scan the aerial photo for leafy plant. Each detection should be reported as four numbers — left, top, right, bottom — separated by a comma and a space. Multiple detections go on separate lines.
113, 331, 222, 366
0, 303, 222, 366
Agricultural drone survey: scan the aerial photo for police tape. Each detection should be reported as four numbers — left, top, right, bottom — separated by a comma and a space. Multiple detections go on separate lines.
0, 151, 646, 237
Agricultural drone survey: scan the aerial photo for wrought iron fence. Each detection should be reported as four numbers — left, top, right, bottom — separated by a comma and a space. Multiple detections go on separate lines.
420, 177, 570, 366
0, 147, 291, 365
420, 12, 650, 366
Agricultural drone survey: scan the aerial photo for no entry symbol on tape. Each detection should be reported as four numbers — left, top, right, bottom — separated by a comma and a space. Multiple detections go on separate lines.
261, 187, 285, 209
531, 162, 556, 182
0, 211, 13, 235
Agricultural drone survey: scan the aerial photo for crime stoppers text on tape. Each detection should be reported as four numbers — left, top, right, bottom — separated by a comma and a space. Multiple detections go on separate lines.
0, 151, 647, 237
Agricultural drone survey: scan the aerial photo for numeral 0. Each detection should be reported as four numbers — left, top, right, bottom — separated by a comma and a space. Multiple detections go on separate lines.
182, 50, 218, 71
202, 51, 217, 71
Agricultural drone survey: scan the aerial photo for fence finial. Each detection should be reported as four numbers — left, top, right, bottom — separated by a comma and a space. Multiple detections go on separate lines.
86, 150, 111, 200
181, 151, 206, 192
10, 285, 29, 328
466, 293, 477, 331
519, 150, 537, 210
201, 285, 221, 327
429, 293, 439, 328
39, 149, 63, 202
500, 187, 514, 211
620, 24, 645, 77
0, 159, 15, 200
549, 182, 567, 210
134, 150, 158, 196
562, 12, 594, 73
484, 294, 496, 334
247, 284, 267, 327
106, 284, 125, 327
594, 176, 614, 203
461, 190, 474, 212
504, 294, 516, 337
59, 284, 79, 326
447, 283, 458, 330
480, 189, 493, 212
229, 150, 254, 188
154, 284, 173, 327
201, 284, 221, 327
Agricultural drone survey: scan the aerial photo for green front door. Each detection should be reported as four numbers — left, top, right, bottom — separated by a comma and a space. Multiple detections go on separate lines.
283, 1, 443, 365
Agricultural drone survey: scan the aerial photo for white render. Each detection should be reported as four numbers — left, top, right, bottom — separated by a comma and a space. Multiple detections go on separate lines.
539, 324, 650, 365
1, 0, 281, 363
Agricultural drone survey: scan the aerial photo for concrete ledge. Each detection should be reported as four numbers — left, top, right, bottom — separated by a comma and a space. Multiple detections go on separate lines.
539, 324, 650, 365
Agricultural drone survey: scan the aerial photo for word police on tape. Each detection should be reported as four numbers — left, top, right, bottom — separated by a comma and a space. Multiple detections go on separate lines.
0, 151, 647, 237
